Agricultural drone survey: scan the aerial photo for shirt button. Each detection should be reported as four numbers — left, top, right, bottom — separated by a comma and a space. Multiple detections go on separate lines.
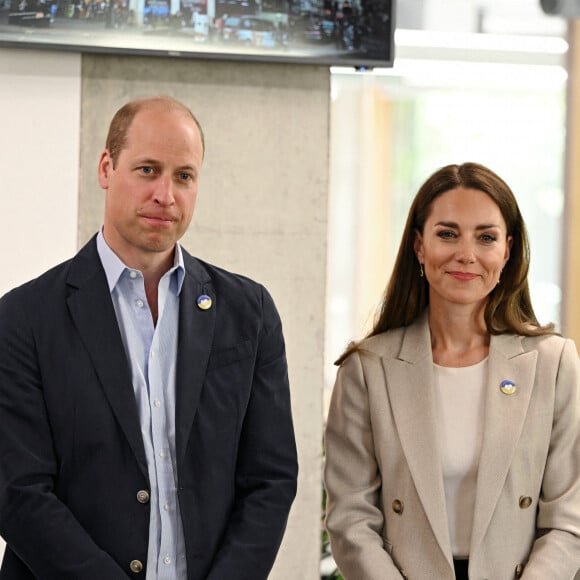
159, 451, 166, 458
129, 271, 137, 279
136, 299, 144, 308
136, 490, 150, 504
129, 559, 143, 573
164, 503, 170, 511
163, 556, 171, 565
519, 496, 533, 509
153, 399, 161, 408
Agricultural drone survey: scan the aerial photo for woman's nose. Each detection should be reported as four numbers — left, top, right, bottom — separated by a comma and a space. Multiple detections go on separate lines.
455, 240, 476, 263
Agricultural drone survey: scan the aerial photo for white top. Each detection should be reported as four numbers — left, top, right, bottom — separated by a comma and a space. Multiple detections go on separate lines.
433, 358, 487, 558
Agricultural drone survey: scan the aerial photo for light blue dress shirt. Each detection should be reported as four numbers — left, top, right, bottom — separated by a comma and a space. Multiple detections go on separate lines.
97, 230, 187, 580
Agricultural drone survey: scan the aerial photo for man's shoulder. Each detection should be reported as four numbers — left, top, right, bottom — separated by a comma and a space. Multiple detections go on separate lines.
0, 256, 81, 335
0, 237, 98, 306
1, 256, 75, 303
180, 250, 281, 325
182, 249, 265, 296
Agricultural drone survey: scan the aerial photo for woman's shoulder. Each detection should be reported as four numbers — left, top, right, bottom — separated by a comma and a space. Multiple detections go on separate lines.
496, 332, 579, 368
361, 327, 406, 350
520, 333, 580, 363
338, 327, 407, 367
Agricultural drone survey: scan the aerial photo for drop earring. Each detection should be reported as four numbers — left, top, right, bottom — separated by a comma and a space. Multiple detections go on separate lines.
419, 263, 424, 278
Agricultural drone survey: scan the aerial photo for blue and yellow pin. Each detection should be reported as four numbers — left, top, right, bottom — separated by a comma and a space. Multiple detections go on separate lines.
196, 294, 212, 310
500, 380, 517, 395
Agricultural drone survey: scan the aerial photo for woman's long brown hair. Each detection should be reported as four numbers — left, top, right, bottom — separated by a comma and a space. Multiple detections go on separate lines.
337, 162, 554, 365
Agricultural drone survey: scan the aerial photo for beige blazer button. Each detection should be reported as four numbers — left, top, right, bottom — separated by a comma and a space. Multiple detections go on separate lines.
392, 499, 404, 515
519, 496, 532, 509
130, 560, 143, 573
136, 490, 150, 504
515, 563, 524, 577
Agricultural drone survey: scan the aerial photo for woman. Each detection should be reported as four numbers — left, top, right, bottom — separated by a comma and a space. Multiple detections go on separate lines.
324, 163, 580, 580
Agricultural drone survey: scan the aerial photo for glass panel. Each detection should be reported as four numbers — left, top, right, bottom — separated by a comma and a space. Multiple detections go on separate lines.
325, 37, 567, 401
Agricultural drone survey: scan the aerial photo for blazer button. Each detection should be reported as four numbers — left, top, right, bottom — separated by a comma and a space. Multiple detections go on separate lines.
519, 496, 532, 509
515, 563, 524, 577
136, 490, 150, 504
130, 560, 143, 573
392, 499, 404, 515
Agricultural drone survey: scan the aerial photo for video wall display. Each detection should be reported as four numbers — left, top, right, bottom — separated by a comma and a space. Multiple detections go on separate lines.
0, 0, 394, 67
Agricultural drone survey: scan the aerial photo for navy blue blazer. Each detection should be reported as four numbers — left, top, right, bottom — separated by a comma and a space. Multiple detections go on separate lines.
0, 236, 298, 579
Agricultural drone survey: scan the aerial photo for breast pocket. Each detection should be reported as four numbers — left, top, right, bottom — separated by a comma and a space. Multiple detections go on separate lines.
207, 339, 253, 371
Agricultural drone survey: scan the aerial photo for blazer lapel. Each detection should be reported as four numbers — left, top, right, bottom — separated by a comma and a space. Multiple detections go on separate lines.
470, 333, 537, 553
66, 238, 148, 478
175, 252, 216, 470
383, 312, 453, 566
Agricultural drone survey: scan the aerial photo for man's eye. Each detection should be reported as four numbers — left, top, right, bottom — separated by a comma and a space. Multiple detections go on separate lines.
140, 166, 154, 175
179, 172, 192, 181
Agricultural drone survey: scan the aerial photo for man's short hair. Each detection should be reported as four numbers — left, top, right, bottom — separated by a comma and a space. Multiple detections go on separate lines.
105, 96, 205, 167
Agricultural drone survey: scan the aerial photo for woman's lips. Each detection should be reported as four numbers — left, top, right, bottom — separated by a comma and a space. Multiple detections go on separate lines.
448, 271, 479, 281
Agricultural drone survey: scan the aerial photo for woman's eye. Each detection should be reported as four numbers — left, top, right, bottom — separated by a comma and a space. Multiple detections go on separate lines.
437, 230, 455, 239
480, 234, 497, 243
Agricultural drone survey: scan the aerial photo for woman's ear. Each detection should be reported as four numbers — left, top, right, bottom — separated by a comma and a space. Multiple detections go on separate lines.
504, 234, 513, 265
414, 230, 424, 262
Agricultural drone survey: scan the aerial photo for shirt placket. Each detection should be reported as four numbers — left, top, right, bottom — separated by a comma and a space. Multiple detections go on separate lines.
148, 274, 179, 580
149, 336, 177, 578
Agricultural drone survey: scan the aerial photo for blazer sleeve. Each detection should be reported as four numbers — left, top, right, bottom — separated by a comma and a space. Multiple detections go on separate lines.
0, 289, 129, 580
523, 338, 580, 579
324, 351, 405, 580
205, 285, 298, 580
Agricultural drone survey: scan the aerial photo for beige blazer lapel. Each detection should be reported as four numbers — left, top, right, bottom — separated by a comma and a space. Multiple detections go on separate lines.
470, 333, 538, 553
382, 313, 454, 566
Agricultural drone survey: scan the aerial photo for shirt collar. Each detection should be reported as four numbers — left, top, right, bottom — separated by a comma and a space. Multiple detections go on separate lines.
96, 229, 186, 294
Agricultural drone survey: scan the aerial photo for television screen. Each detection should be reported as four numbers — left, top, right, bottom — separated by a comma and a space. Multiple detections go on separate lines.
0, 0, 394, 67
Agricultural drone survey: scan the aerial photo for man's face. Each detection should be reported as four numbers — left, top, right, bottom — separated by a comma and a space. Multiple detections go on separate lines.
98, 105, 204, 268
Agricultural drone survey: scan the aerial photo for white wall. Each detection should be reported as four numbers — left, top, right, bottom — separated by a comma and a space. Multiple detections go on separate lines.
0, 48, 81, 297
0, 46, 82, 557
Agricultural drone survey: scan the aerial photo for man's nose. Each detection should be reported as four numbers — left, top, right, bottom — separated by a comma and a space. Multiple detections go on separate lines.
153, 176, 175, 205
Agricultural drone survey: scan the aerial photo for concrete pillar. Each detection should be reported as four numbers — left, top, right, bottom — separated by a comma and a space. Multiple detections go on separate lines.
79, 54, 330, 580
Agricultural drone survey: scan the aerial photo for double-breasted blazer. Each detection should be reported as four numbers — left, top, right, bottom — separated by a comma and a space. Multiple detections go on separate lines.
0, 236, 298, 580
324, 312, 580, 579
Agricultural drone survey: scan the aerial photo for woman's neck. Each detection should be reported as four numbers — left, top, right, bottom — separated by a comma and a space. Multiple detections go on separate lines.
428, 302, 490, 367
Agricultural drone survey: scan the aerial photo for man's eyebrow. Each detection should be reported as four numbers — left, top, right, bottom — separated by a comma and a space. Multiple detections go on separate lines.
133, 159, 198, 172
133, 157, 160, 165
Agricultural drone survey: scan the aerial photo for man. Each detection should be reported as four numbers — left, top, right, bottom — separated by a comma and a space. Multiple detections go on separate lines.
0, 96, 298, 579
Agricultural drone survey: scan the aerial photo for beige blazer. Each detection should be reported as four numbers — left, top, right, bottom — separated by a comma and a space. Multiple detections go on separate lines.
324, 312, 580, 580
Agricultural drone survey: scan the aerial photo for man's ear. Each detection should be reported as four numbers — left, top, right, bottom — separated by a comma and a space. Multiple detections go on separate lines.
97, 150, 112, 190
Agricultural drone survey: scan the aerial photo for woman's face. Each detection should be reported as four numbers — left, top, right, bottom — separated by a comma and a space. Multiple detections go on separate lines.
414, 186, 512, 312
